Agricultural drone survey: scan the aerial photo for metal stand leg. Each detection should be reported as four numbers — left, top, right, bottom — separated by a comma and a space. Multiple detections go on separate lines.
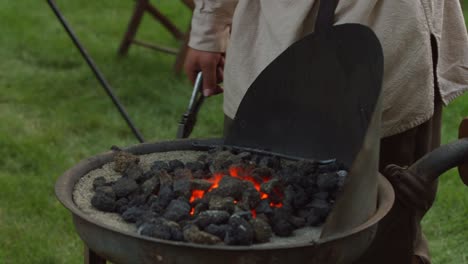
85, 245, 107, 264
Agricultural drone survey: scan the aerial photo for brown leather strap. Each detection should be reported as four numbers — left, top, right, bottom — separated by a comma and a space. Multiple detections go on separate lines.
315, 0, 338, 33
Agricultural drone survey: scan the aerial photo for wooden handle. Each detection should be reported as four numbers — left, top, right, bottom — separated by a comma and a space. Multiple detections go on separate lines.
459, 118, 468, 185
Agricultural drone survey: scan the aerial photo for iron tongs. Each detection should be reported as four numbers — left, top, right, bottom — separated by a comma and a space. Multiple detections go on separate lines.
177, 73, 205, 138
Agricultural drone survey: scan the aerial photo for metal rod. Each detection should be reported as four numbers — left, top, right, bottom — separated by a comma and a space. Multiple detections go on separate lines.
47, 0, 145, 143
191, 142, 337, 165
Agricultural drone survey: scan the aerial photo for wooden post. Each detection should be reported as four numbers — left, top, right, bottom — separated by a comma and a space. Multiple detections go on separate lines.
182, 0, 195, 9
146, 2, 185, 40
174, 26, 191, 74
118, 0, 194, 73
118, 0, 148, 56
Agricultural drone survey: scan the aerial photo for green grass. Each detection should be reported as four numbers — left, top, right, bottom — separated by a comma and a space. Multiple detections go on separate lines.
0, 1, 467, 263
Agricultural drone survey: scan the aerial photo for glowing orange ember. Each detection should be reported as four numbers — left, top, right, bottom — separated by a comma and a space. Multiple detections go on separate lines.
207, 173, 224, 191
251, 209, 257, 219
270, 202, 283, 208
229, 166, 270, 198
190, 190, 205, 203
188, 165, 284, 217
229, 167, 239, 177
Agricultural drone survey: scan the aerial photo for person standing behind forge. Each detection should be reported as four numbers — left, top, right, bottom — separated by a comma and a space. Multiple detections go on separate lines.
184, 1, 468, 263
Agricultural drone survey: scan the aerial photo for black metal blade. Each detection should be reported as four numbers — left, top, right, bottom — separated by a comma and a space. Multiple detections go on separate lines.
225, 24, 384, 168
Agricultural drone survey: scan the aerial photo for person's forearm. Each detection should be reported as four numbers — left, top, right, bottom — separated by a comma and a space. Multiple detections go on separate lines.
189, 0, 239, 52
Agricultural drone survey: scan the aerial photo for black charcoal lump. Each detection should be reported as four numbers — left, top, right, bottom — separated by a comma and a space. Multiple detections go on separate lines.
193, 210, 230, 228
168, 160, 185, 171
185, 161, 205, 171
157, 170, 173, 186
204, 224, 229, 240
163, 199, 191, 222
95, 186, 115, 198
183, 225, 222, 245
316, 172, 339, 191
91, 187, 116, 212
92, 176, 108, 190
155, 185, 176, 209
271, 207, 295, 237
193, 201, 209, 216
239, 186, 261, 210
306, 199, 331, 220
112, 178, 138, 198
258, 156, 281, 170
150, 161, 170, 172
260, 178, 283, 203
224, 215, 254, 245
250, 218, 273, 243
209, 196, 235, 213
115, 197, 129, 214
90, 148, 349, 246
192, 170, 210, 179
122, 206, 145, 223
138, 218, 183, 241
255, 200, 273, 215
124, 165, 145, 183
209, 176, 245, 200
209, 151, 233, 172
173, 169, 192, 198
190, 179, 212, 191
141, 176, 160, 196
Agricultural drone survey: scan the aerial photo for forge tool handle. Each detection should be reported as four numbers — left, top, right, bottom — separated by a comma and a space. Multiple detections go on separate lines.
47, 0, 145, 143
459, 118, 468, 185
177, 73, 204, 139
408, 118, 468, 186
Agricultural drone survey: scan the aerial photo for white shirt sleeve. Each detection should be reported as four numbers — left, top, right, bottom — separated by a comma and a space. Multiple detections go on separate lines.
189, 0, 239, 52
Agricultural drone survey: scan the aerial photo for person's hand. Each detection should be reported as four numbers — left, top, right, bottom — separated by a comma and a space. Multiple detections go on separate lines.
184, 48, 225, 97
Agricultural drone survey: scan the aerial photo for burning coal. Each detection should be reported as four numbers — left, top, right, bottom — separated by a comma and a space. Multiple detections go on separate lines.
91, 147, 347, 245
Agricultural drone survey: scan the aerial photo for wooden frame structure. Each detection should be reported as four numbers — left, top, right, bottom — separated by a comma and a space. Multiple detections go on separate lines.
118, 0, 194, 73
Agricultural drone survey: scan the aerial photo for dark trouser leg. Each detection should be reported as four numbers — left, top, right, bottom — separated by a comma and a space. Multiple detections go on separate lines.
375, 35, 443, 264
224, 114, 234, 137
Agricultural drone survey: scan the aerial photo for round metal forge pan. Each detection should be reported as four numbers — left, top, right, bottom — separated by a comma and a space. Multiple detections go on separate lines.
55, 139, 394, 264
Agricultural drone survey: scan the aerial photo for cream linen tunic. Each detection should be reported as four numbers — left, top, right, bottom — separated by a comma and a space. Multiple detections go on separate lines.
189, 0, 468, 137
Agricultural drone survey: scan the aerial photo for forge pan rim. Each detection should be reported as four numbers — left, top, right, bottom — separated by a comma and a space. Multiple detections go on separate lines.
55, 138, 394, 251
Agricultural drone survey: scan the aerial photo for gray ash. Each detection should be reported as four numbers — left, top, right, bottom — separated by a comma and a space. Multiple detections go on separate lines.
90, 147, 348, 245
